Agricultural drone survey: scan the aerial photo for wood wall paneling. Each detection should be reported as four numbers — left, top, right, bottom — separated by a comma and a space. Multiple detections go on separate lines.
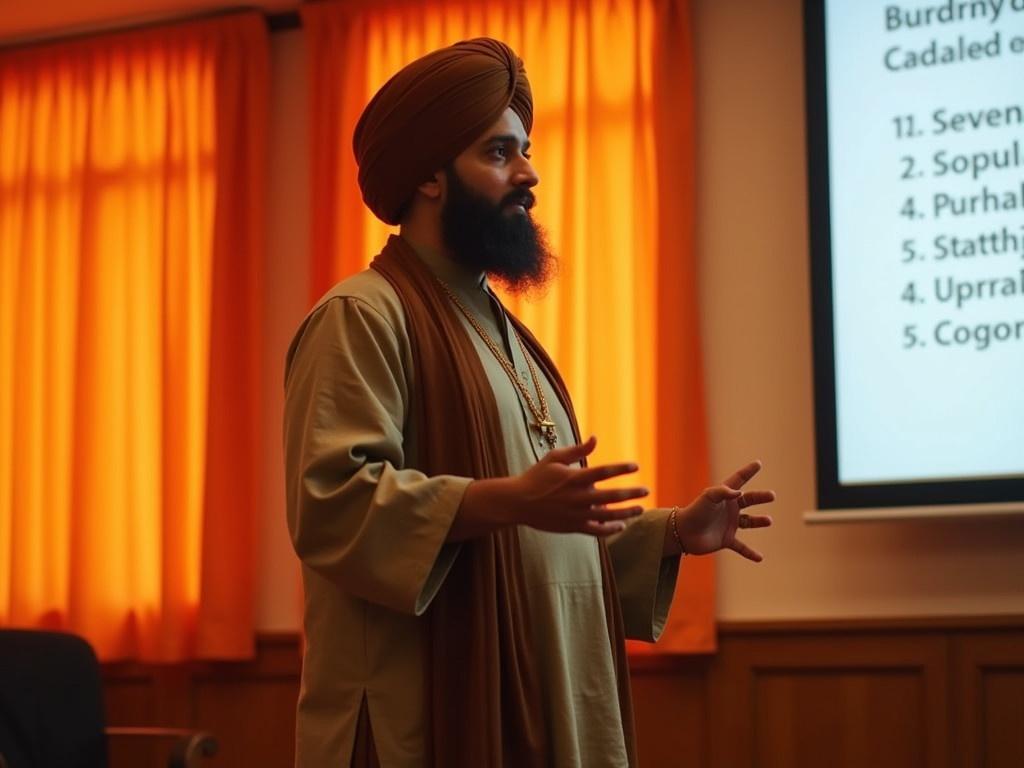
950, 632, 1024, 768
711, 631, 948, 768
100, 620, 1024, 768
104, 672, 161, 767
630, 658, 710, 768
190, 637, 301, 767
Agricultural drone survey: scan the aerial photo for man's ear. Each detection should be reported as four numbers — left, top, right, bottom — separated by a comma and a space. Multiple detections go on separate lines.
417, 169, 444, 201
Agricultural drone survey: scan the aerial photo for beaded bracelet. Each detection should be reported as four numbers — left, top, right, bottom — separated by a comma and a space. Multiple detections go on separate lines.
668, 506, 686, 554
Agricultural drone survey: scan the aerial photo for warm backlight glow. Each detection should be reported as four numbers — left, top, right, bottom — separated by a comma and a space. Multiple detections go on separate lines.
303, 0, 713, 651
0, 14, 266, 661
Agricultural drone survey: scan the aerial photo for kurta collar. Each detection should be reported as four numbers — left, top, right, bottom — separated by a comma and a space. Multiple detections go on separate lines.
398, 235, 489, 299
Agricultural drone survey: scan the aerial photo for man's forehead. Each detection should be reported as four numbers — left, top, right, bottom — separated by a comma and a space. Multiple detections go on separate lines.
475, 108, 529, 145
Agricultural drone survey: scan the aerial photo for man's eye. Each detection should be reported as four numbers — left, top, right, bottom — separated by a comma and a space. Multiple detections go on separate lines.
489, 146, 507, 159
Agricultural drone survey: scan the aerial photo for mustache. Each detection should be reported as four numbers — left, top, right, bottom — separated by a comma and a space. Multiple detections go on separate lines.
501, 188, 536, 210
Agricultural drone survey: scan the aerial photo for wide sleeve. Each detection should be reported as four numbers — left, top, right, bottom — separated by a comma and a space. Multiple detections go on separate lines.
283, 296, 471, 616
606, 508, 681, 642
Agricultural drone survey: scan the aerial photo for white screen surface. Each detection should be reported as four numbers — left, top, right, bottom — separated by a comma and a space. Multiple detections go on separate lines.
825, 0, 1024, 485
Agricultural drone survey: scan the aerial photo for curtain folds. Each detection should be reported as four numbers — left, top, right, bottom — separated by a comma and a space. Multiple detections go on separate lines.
303, 0, 714, 652
0, 13, 268, 661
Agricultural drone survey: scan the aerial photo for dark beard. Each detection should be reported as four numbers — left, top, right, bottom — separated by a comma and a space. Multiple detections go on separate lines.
440, 165, 556, 295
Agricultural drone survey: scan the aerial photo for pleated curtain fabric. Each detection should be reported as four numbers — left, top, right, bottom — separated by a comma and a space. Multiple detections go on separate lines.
0, 13, 268, 661
302, 0, 714, 652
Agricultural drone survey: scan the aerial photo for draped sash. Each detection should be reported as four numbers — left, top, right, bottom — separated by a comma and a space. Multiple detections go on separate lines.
368, 235, 637, 767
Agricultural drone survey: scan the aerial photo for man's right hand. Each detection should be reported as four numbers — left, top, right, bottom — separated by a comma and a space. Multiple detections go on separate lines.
450, 436, 648, 541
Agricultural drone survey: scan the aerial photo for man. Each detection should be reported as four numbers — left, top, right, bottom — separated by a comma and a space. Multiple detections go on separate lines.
284, 38, 774, 768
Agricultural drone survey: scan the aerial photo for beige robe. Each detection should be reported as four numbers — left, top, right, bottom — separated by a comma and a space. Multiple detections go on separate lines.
283, 248, 681, 767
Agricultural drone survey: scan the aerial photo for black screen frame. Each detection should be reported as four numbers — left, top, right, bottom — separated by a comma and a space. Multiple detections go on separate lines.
803, 0, 1024, 510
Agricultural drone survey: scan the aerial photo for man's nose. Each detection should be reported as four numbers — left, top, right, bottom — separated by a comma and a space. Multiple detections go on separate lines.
512, 156, 539, 188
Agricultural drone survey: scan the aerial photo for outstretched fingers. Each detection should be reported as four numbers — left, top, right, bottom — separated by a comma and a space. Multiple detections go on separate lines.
730, 538, 764, 563
705, 485, 742, 504
581, 519, 629, 536
544, 435, 598, 466
722, 460, 763, 490
737, 489, 776, 509
587, 504, 644, 523
583, 486, 649, 508
569, 462, 640, 486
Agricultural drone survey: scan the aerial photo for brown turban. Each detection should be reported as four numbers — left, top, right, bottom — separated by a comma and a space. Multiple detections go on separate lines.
353, 37, 533, 225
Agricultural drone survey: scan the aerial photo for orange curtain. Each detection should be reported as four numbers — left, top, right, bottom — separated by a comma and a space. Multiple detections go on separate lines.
0, 13, 268, 661
303, 0, 713, 652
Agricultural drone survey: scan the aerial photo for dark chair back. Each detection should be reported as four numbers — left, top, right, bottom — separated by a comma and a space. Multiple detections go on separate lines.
0, 629, 108, 768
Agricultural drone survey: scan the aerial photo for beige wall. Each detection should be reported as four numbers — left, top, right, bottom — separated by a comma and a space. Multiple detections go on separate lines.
694, 0, 1024, 620
256, 5, 1024, 631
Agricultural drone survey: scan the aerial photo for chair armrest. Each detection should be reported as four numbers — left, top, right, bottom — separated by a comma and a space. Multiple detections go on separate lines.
105, 727, 218, 768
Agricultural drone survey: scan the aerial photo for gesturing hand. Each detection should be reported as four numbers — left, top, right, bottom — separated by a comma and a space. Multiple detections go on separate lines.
514, 436, 648, 536
672, 460, 775, 561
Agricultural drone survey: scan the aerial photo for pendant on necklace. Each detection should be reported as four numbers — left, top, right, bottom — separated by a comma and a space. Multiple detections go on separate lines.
535, 419, 558, 449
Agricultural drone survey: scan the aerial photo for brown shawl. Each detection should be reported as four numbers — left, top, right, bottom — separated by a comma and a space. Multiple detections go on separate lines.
369, 235, 636, 766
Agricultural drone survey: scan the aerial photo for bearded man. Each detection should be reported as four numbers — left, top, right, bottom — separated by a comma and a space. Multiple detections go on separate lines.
283, 38, 774, 768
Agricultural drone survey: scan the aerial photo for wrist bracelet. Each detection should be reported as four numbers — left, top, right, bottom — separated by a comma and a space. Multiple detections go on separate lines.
669, 506, 686, 554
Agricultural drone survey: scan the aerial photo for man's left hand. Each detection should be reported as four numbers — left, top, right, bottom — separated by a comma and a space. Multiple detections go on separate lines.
670, 460, 774, 562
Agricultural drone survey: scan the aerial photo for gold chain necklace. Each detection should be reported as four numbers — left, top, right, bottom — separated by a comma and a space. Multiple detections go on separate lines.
437, 280, 558, 449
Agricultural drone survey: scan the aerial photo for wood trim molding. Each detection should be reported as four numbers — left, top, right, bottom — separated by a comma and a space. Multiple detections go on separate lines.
100, 618, 1024, 768
715, 614, 1024, 634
